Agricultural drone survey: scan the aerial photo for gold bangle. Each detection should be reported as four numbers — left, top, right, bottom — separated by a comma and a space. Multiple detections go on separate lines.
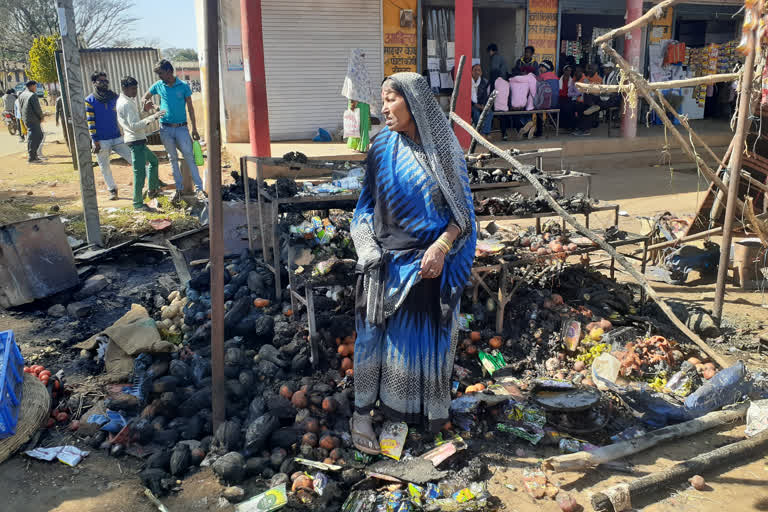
435, 239, 451, 254
438, 235, 453, 251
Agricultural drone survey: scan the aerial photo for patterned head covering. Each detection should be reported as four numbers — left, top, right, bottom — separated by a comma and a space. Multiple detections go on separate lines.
383, 72, 473, 244
341, 48, 375, 105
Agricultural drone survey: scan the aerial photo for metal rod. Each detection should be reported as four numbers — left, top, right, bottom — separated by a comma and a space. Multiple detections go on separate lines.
468, 90, 497, 155
449, 55, 466, 122
241, 157, 254, 253
56, 0, 101, 246
451, 110, 728, 368
203, 0, 226, 431
714, 31, 757, 323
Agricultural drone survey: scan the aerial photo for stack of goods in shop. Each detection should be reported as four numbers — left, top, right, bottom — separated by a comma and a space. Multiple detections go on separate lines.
684, 43, 739, 107
560, 40, 583, 63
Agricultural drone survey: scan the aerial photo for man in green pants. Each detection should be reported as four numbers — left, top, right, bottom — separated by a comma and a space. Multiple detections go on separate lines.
116, 76, 166, 211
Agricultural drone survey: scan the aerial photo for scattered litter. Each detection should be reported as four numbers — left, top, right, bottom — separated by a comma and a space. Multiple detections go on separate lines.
25, 445, 89, 466
235, 484, 287, 511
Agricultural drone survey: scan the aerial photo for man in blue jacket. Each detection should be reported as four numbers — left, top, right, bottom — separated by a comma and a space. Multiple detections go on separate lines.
85, 71, 132, 200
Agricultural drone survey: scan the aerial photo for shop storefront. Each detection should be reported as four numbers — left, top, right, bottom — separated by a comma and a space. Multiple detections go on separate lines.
646, 4, 743, 121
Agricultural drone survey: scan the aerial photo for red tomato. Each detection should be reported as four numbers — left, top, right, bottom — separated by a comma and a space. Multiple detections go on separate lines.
40, 376, 49, 386
39, 370, 51, 378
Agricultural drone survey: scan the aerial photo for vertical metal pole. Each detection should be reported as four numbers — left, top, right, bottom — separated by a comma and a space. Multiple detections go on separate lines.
713, 31, 757, 323
621, 0, 643, 139
56, 0, 101, 246
454, 0, 473, 148
240, 0, 271, 157
204, 0, 226, 430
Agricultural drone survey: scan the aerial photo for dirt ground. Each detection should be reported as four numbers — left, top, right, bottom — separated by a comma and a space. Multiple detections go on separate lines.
1, 123, 767, 511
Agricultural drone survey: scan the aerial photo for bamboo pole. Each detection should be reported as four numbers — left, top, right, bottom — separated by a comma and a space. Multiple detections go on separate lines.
451, 112, 728, 368
575, 73, 740, 95
594, 0, 681, 45
710, 140, 736, 223
601, 45, 740, 211
714, 30, 758, 322
542, 403, 748, 473
592, 428, 768, 512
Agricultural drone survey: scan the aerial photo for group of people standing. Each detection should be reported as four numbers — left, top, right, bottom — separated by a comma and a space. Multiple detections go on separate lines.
84, 59, 206, 211
472, 44, 622, 138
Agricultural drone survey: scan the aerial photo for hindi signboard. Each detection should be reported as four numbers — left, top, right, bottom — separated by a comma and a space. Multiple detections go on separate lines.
527, 0, 559, 65
383, 0, 418, 76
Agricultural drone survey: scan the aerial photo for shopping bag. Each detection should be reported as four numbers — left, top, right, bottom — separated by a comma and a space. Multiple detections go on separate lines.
193, 140, 204, 166
343, 108, 360, 138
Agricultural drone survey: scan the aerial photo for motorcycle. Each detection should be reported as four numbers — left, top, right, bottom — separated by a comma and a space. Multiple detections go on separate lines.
3, 111, 17, 136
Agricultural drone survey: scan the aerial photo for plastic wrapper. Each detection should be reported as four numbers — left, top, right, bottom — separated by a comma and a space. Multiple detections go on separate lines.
25, 446, 90, 466
379, 422, 408, 460
478, 350, 506, 376
665, 362, 699, 398
313, 472, 328, 496
235, 484, 287, 511
342, 491, 377, 512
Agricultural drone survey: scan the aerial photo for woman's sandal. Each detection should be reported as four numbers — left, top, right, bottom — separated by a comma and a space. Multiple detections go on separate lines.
349, 416, 380, 455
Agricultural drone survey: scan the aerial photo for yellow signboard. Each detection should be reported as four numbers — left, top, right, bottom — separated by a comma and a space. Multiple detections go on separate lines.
383, 0, 418, 76
527, 0, 559, 65
649, 7, 674, 44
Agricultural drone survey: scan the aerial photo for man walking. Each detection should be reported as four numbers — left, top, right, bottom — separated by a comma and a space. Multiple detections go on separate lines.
86, 71, 132, 200
117, 76, 166, 211
143, 59, 206, 203
18, 80, 44, 163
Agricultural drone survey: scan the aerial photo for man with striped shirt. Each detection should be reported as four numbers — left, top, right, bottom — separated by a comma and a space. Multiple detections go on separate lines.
85, 71, 132, 200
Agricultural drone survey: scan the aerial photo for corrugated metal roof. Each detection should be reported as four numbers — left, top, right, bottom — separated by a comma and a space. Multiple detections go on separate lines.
78, 47, 158, 52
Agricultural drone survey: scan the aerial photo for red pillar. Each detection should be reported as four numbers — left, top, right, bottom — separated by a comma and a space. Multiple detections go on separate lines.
240, 0, 271, 156
454, 0, 472, 148
621, 0, 643, 138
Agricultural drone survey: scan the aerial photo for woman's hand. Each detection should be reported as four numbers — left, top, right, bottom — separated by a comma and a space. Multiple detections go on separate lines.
420, 244, 446, 279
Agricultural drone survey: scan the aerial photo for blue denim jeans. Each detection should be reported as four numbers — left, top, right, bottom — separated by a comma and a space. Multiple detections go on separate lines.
159, 124, 203, 191
471, 106, 494, 135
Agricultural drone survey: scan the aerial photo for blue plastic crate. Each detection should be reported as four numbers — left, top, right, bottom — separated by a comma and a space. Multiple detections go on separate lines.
0, 330, 24, 439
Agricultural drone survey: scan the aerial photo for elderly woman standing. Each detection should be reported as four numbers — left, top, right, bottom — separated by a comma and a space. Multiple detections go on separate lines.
342, 48, 375, 152
349, 73, 476, 454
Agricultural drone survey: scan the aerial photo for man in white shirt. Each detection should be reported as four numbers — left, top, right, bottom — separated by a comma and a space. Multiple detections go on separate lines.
116, 76, 166, 211
470, 64, 493, 135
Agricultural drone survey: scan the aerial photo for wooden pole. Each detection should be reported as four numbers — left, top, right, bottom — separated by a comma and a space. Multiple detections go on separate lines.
575, 73, 740, 95
449, 55, 466, 121
594, 0, 681, 45
451, 112, 729, 368
203, 0, 226, 431
53, 47, 77, 170
710, 141, 735, 224
714, 31, 757, 323
592, 428, 768, 512
542, 403, 748, 473
55, 0, 101, 246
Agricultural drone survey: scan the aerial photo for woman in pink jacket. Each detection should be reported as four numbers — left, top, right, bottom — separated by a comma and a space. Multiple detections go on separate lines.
508, 69, 537, 138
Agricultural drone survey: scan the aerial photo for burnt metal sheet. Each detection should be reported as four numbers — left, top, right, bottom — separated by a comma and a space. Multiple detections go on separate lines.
0, 216, 79, 308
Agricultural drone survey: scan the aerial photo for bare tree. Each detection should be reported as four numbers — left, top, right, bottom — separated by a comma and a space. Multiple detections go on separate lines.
74, 0, 138, 48
0, 0, 138, 60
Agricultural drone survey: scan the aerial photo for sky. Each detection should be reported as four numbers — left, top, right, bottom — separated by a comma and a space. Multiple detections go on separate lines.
130, 0, 199, 50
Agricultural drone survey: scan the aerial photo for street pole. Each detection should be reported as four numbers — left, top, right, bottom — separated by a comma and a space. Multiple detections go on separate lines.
203, 0, 226, 431
54, 47, 77, 169
240, 0, 271, 157
621, 0, 643, 139
55, 0, 101, 246
713, 29, 757, 323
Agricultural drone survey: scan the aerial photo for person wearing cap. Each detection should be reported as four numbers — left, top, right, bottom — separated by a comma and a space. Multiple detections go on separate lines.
599, 62, 621, 108
531, 60, 560, 137
18, 80, 44, 163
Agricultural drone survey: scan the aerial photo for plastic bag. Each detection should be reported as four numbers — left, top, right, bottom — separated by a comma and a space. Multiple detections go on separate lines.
343, 108, 360, 138
684, 361, 752, 418
193, 140, 204, 166
745, 399, 768, 437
